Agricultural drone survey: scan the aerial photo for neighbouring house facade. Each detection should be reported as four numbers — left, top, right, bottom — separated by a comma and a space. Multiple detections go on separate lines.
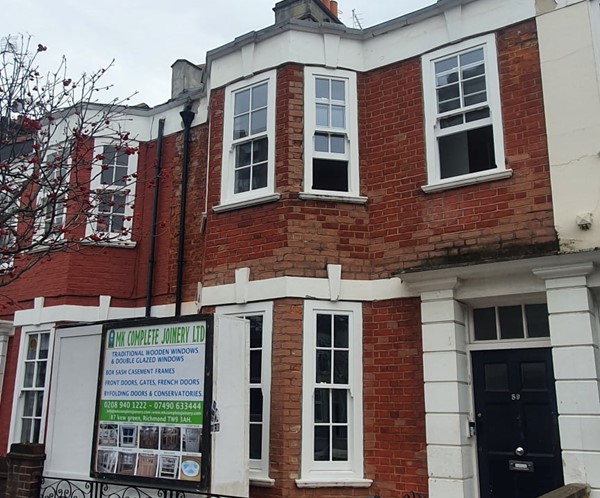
1, 0, 600, 497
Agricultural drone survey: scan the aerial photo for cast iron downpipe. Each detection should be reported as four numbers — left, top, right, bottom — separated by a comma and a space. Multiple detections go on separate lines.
175, 105, 195, 316
145, 118, 165, 317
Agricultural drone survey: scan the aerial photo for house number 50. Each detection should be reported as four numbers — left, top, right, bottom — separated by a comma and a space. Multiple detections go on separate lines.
511, 394, 521, 401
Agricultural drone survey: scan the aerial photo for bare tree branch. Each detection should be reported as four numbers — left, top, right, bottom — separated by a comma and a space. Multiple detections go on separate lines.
0, 34, 140, 287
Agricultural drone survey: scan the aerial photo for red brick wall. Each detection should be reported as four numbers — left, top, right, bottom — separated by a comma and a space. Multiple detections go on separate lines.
362, 19, 557, 278
249, 298, 426, 498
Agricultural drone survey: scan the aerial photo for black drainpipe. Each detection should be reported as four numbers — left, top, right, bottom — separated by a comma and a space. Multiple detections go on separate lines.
145, 118, 165, 317
175, 104, 195, 316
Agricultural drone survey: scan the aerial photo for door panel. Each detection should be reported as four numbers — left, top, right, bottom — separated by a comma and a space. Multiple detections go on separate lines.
472, 348, 563, 498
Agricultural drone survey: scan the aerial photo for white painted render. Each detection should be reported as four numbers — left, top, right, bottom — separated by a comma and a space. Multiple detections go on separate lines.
404, 252, 600, 498
537, 0, 600, 251
207, 0, 535, 91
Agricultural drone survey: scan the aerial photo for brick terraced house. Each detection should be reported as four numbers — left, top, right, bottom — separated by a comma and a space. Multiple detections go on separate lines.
1, 0, 600, 497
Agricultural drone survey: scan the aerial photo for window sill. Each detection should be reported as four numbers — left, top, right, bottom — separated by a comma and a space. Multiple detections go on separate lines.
422, 168, 513, 194
299, 193, 368, 205
250, 477, 276, 487
296, 478, 373, 488
79, 239, 137, 249
214, 193, 281, 213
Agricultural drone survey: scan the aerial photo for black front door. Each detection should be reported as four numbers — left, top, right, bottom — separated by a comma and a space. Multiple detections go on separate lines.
472, 348, 563, 498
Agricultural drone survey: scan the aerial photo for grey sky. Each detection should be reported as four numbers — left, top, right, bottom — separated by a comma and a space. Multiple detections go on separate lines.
4, 0, 435, 106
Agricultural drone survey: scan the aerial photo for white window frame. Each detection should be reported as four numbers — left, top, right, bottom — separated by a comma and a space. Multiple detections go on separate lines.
86, 138, 137, 242
217, 301, 273, 485
34, 149, 70, 243
298, 300, 370, 488
422, 34, 510, 193
8, 325, 55, 446
303, 67, 362, 200
219, 71, 277, 210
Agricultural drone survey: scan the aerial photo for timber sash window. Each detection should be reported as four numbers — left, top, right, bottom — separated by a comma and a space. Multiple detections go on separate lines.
217, 302, 273, 483
87, 140, 137, 241
35, 151, 68, 242
221, 71, 276, 208
422, 34, 507, 191
299, 301, 368, 486
20, 331, 50, 443
304, 68, 360, 197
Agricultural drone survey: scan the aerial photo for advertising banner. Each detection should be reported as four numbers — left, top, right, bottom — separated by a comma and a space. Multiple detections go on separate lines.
92, 316, 212, 487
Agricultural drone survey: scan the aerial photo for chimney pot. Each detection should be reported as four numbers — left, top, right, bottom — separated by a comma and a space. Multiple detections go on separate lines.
330, 0, 338, 17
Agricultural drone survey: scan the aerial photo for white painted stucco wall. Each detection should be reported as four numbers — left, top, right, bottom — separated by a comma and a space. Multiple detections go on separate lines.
537, 0, 600, 251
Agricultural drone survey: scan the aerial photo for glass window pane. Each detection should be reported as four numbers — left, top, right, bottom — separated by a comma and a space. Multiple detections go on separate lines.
484, 363, 509, 391
440, 114, 464, 129
115, 166, 128, 186
33, 419, 41, 443
333, 351, 348, 384
252, 163, 268, 190
27, 336, 38, 360
249, 424, 262, 460
36, 361, 47, 388
463, 76, 486, 96
250, 349, 262, 384
250, 108, 267, 135
20, 419, 32, 443
250, 388, 263, 422
438, 98, 461, 113
525, 304, 550, 338
251, 83, 268, 110
103, 145, 117, 165
316, 350, 332, 383
316, 104, 329, 127
315, 133, 329, 152
234, 89, 250, 115
330, 135, 345, 154
234, 167, 250, 194
463, 63, 485, 80
113, 195, 126, 214
473, 308, 497, 341
334, 315, 349, 347
435, 56, 458, 75
249, 316, 263, 348
314, 426, 330, 461
331, 80, 345, 102
331, 106, 345, 128
235, 142, 252, 168
111, 215, 124, 233
115, 150, 128, 166
252, 137, 268, 164
437, 84, 460, 103
499, 305, 525, 339
101, 165, 113, 185
332, 426, 348, 461
436, 71, 459, 87
314, 388, 330, 423
316, 78, 329, 99
460, 48, 484, 67
35, 391, 44, 417
465, 108, 490, 122
233, 115, 249, 140
316, 314, 332, 347
23, 391, 35, 416
23, 362, 35, 388
250, 350, 262, 384
464, 91, 487, 107
332, 389, 347, 423
39, 335, 49, 359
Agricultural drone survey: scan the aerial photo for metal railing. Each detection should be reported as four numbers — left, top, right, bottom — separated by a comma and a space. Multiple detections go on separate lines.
40, 477, 247, 498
